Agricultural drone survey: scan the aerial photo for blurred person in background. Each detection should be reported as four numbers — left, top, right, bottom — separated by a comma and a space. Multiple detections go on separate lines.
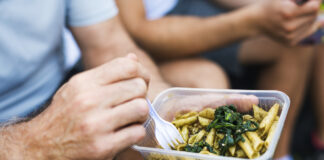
116, 0, 321, 159
311, 42, 324, 159
0, 0, 176, 159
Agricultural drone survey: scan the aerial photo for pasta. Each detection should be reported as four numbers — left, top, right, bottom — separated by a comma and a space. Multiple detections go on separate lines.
246, 131, 264, 152
181, 125, 189, 142
167, 104, 280, 159
265, 121, 278, 148
259, 103, 279, 137
205, 128, 216, 146
238, 134, 258, 159
172, 115, 198, 127
198, 116, 212, 127
228, 145, 236, 156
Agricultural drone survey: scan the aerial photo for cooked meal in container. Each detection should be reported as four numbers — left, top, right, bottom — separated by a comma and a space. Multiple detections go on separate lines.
168, 103, 279, 159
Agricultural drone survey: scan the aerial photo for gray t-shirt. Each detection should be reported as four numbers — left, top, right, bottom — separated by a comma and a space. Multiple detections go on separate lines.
0, 0, 118, 121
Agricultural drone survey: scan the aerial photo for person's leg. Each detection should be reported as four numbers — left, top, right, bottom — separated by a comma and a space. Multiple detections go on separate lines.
312, 45, 324, 143
159, 58, 230, 89
239, 37, 315, 158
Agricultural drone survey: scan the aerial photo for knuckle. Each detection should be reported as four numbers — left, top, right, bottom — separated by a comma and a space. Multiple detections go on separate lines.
283, 24, 296, 33
74, 94, 93, 108
281, 8, 294, 19
124, 61, 139, 76
131, 126, 146, 143
133, 99, 149, 118
133, 78, 147, 95
114, 58, 139, 76
69, 74, 83, 86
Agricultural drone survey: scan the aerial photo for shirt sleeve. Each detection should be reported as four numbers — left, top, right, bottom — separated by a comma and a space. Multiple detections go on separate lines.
66, 0, 118, 27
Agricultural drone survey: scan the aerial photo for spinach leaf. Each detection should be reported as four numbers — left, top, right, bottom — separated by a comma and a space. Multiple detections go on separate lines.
184, 141, 216, 154
206, 105, 259, 155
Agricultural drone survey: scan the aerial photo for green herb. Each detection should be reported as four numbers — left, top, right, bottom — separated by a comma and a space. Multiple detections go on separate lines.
184, 141, 215, 153
206, 105, 259, 155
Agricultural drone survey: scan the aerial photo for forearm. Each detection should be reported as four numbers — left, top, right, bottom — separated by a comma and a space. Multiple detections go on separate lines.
120, 5, 261, 60
212, 0, 259, 9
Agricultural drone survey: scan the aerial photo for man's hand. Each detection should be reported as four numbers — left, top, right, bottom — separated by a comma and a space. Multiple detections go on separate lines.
255, 0, 320, 45
25, 54, 150, 160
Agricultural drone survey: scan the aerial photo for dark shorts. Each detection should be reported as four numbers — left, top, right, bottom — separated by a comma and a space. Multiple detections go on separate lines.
167, 0, 258, 89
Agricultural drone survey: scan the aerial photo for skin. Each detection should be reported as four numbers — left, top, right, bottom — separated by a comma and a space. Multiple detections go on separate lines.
0, 16, 170, 159
117, 0, 320, 61
116, 0, 320, 159
70, 17, 170, 100
159, 58, 230, 89
313, 45, 324, 143
0, 55, 151, 160
210, 0, 259, 9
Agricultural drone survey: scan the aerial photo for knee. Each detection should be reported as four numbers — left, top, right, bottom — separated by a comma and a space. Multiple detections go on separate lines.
189, 59, 230, 89
283, 46, 315, 66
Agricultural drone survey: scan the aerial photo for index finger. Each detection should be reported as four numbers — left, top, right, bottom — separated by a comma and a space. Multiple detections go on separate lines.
81, 55, 150, 86
291, 0, 320, 17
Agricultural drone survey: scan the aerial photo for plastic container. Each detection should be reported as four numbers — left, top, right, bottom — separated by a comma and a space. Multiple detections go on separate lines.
133, 88, 290, 160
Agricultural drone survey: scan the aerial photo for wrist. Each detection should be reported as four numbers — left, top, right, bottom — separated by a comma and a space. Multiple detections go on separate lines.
25, 112, 67, 160
239, 3, 265, 37
0, 121, 46, 160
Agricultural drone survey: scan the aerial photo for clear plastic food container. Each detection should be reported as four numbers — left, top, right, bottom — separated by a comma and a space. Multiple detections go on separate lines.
133, 88, 290, 160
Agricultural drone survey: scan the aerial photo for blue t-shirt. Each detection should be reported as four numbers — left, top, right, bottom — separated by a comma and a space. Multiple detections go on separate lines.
0, 0, 118, 121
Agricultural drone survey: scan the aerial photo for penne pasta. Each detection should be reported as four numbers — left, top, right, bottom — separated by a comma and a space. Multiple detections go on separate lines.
198, 116, 212, 127
199, 150, 218, 156
246, 131, 264, 151
243, 115, 253, 121
199, 150, 210, 154
176, 143, 187, 151
206, 128, 216, 146
176, 111, 198, 120
253, 104, 268, 122
229, 145, 236, 156
260, 146, 267, 154
236, 149, 247, 158
259, 103, 279, 136
265, 121, 278, 148
238, 134, 258, 159
181, 125, 189, 142
172, 115, 198, 127
199, 108, 215, 119
275, 116, 279, 121
213, 136, 219, 149
188, 134, 197, 144
194, 130, 207, 143
216, 133, 224, 139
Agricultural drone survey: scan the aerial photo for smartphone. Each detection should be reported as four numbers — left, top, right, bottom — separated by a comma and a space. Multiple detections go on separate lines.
295, 0, 308, 5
